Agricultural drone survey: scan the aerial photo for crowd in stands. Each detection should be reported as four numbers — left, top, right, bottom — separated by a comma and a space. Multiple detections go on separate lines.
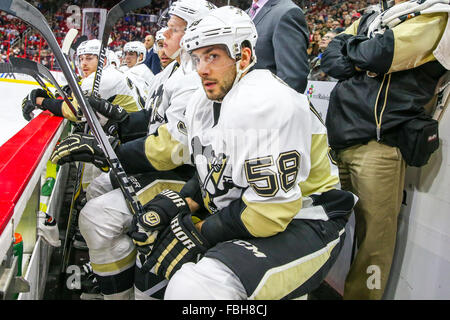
0, 0, 378, 75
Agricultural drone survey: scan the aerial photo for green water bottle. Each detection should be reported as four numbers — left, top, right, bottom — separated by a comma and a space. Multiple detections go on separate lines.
39, 176, 55, 214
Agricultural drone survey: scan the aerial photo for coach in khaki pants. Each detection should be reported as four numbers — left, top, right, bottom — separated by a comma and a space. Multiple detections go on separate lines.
337, 142, 406, 299
321, 0, 449, 299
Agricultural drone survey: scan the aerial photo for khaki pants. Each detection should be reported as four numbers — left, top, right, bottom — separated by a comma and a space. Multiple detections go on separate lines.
337, 140, 406, 300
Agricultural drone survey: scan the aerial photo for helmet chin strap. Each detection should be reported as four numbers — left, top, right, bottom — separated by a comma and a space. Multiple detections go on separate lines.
232, 56, 256, 88
169, 47, 182, 60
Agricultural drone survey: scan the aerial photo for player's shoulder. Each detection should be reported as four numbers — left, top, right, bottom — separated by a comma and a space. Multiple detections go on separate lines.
222, 70, 310, 128
165, 63, 201, 91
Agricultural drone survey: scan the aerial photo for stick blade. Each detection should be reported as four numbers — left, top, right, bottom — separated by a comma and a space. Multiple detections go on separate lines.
62, 28, 79, 55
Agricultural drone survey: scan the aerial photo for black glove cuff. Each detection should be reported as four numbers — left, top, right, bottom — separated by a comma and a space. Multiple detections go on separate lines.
41, 98, 64, 117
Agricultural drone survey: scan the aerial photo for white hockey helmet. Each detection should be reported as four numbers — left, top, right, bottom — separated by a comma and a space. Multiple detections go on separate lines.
182, 6, 258, 64
107, 49, 120, 68
153, 27, 167, 53
182, 6, 258, 90
76, 39, 101, 57
123, 41, 147, 65
168, 0, 217, 28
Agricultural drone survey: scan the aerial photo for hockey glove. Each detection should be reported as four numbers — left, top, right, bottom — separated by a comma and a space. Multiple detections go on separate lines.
140, 210, 211, 279
50, 133, 119, 172
21, 88, 51, 121
129, 190, 190, 263
86, 96, 129, 137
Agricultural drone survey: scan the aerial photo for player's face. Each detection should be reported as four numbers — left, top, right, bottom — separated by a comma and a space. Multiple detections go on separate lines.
78, 54, 98, 78
157, 41, 173, 68
192, 45, 237, 101
125, 51, 138, 68
163, 15, 186, 58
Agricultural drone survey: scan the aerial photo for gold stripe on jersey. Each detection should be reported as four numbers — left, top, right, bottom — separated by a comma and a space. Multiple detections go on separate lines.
137, 179, 186, 205
249, 228, 345, 300
241, 197, 303, 238
300, 133, 340, 197
90, 249, 137, 276
111, 94, 141, 113
388, 13, 446, 74
145, 124, 189, 171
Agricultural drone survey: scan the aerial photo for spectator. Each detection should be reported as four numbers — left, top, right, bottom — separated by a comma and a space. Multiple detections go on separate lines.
308, 30, 337, 81
321, 0, 448, 299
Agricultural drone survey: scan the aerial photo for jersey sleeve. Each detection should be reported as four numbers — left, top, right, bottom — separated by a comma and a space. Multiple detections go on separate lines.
116, 123, 190, 174
345, 12, 447, 74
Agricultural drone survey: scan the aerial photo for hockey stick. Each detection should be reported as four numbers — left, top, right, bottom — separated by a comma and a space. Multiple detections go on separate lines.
0, 0, 146, 218
9, 57, 75, 105
62, 28, 79, 56
9, 57, 79, 121
91, 0, 152, 97
0, 61, 56, 99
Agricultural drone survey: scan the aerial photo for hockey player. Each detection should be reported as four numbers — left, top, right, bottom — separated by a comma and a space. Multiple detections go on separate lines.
129, 6, 358, 300
21, 39, 145, 123
154, 27, 174, 69
50, 0, 217, 300
123, 40, 154, 100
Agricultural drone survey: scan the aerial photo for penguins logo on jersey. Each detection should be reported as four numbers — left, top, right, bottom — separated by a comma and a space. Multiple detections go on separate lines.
191, 136, 234, 213
149, 84, 165, 124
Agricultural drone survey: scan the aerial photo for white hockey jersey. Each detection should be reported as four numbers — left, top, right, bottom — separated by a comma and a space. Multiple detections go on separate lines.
80, 65, 144, 112
62, 65, 144, 121
147, 60, 200, 142
144, 60, 179, 113
186, 70, 356, 239
118, 60, 202, 173
125, 63, 155, 102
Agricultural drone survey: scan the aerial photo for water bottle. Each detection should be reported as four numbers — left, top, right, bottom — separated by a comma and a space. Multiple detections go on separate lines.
13, 233, 23, 277
40, 176, 56, 225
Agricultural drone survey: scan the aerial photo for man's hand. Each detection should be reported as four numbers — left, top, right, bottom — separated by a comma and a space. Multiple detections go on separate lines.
50, 133, 119, 171
21, 88, 51, 121
140, 210, 211, 278
86, 96, 129, 136
130, 189, 189, 243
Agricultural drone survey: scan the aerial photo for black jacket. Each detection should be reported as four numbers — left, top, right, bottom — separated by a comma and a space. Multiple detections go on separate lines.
321, 9, 447, 150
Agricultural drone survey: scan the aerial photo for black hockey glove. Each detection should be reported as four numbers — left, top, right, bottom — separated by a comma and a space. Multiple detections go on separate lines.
50, 133, 119, 172
21, 88, 51, 121
86, 95, 129, 137
129, 190, 190, 264
140, 210, 211, 279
